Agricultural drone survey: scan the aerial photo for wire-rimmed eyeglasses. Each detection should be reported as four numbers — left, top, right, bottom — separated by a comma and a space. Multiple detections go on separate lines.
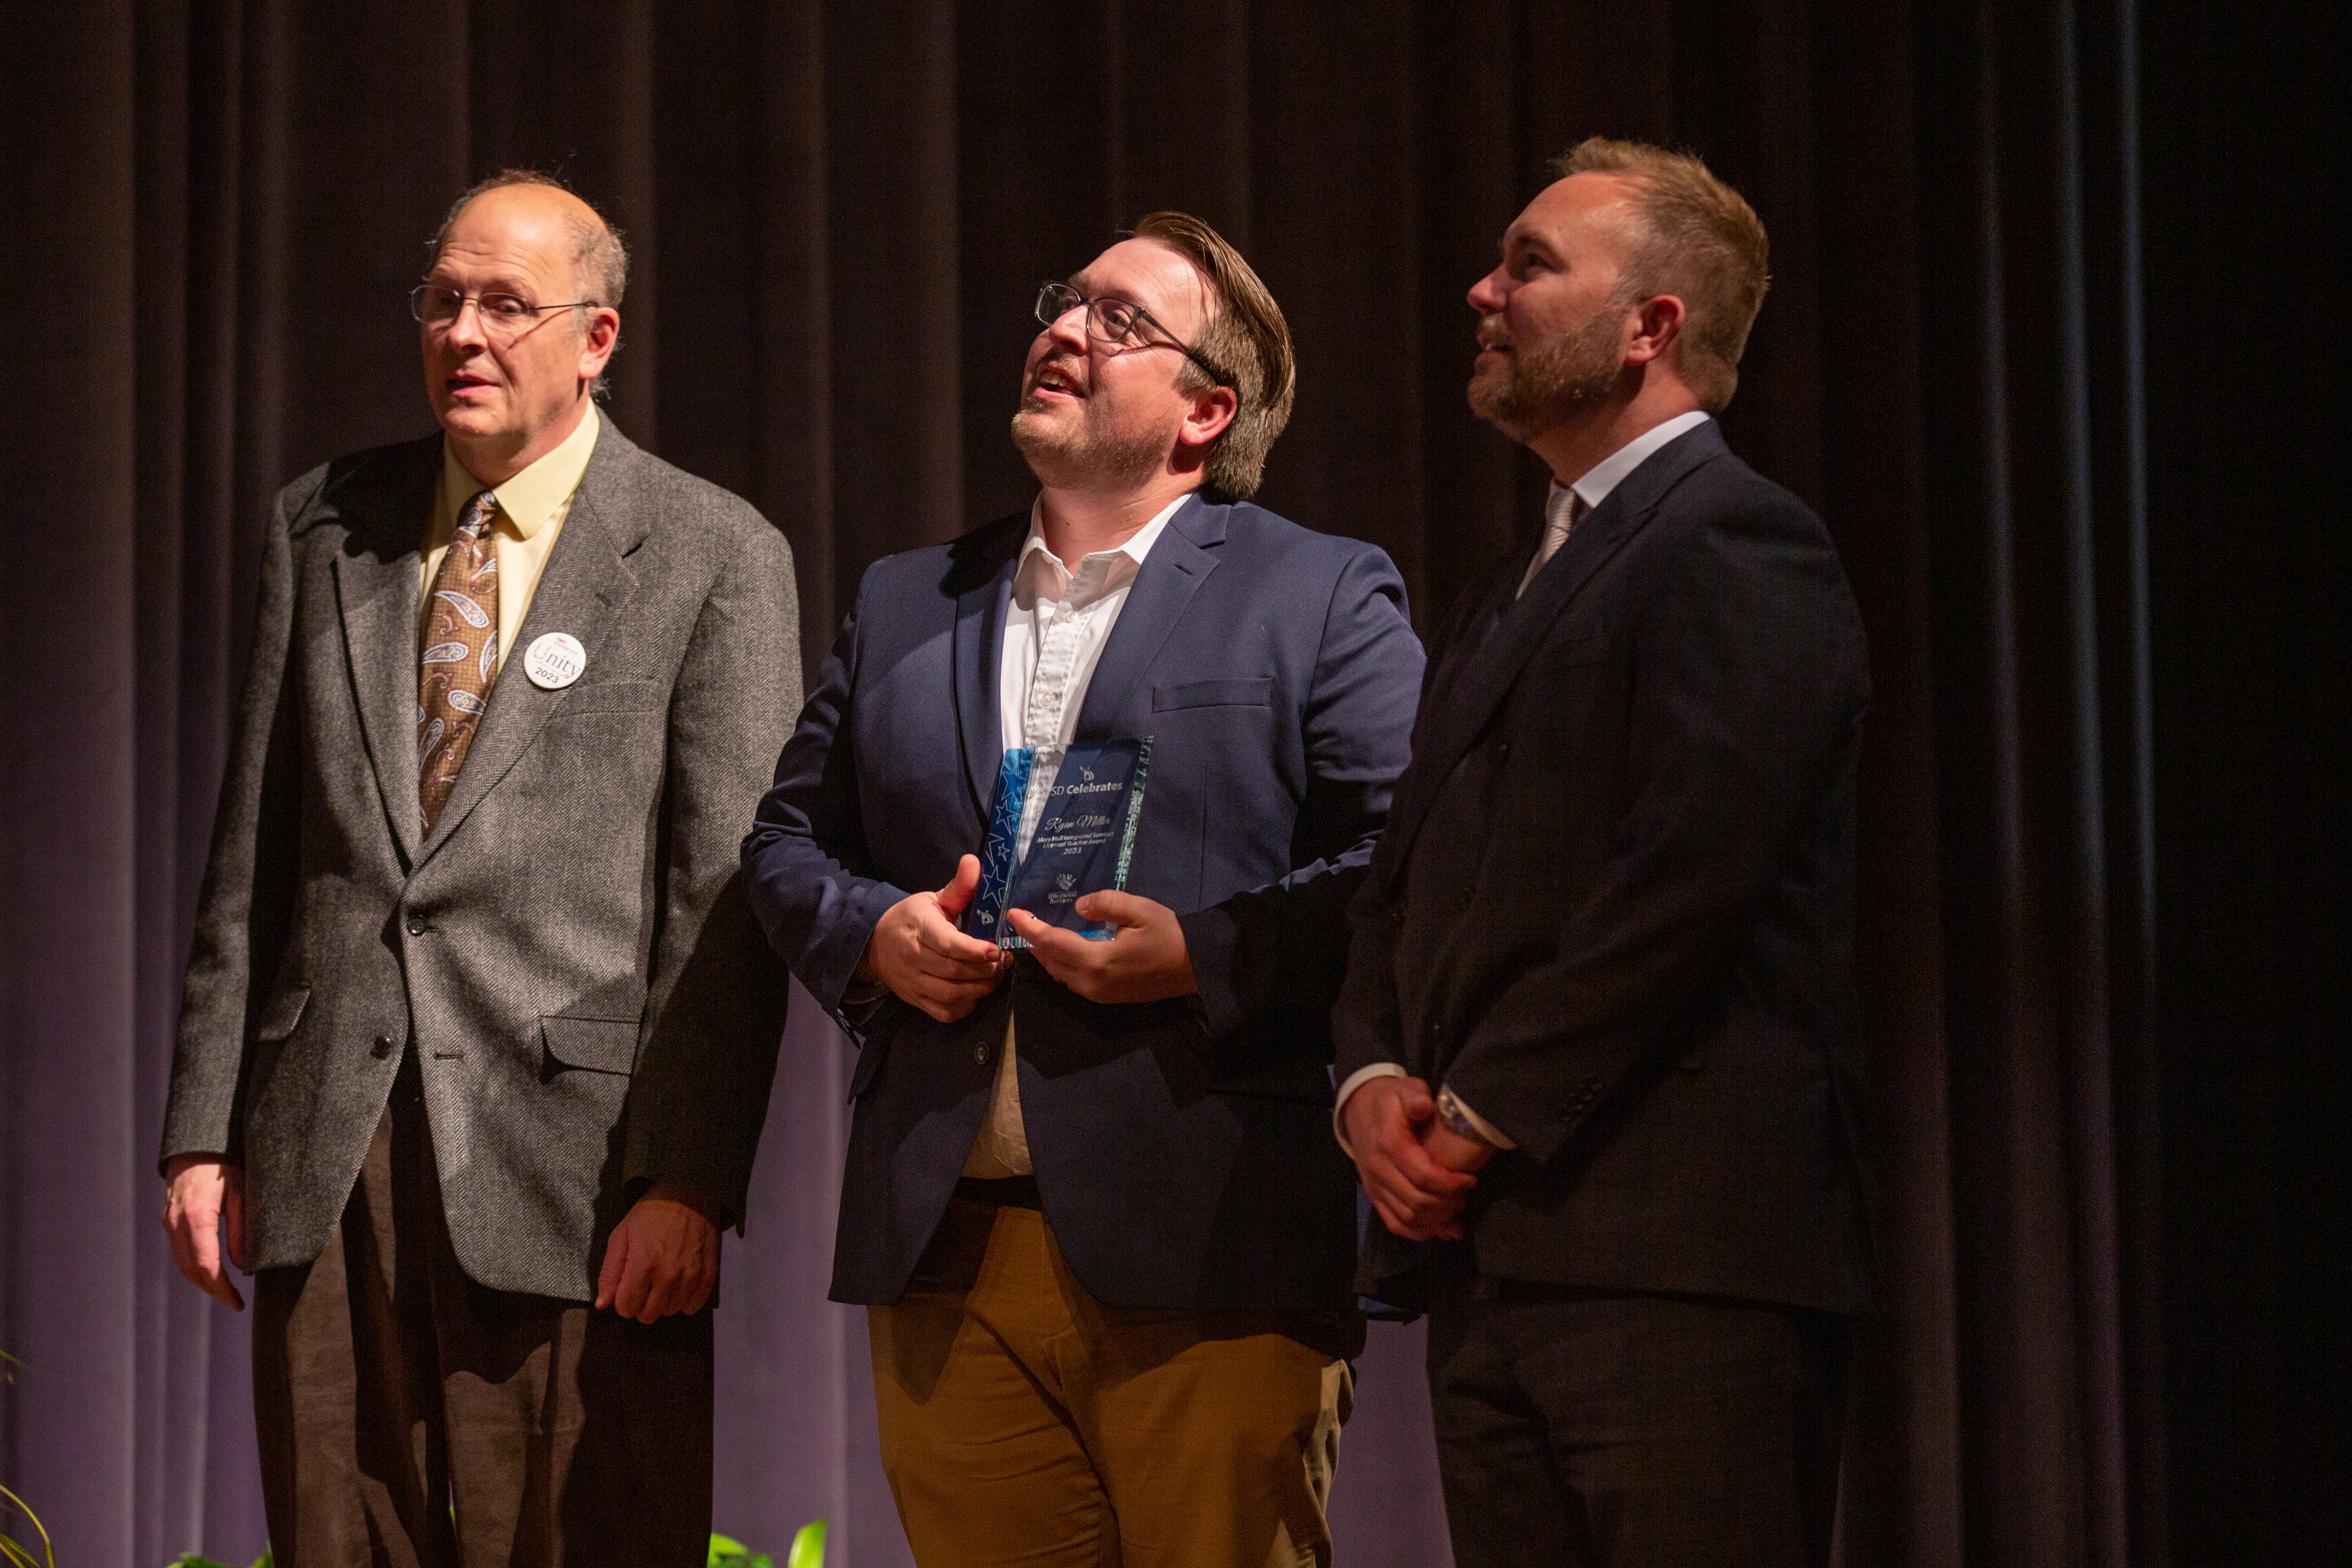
410, 283, 599, 337
1034, 281, 1230, 387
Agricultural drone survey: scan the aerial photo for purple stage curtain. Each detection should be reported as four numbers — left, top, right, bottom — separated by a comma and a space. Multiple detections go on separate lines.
3, 2, 2343, 1565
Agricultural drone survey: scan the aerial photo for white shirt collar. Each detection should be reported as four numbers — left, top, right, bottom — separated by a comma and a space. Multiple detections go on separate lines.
1014, 492, 1189, 610
1555, 408, 1713, 519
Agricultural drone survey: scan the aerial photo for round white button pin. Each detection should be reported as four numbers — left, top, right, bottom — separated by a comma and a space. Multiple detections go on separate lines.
523, 632, 587, 690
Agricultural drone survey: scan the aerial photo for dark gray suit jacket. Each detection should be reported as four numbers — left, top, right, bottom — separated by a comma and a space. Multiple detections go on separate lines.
162, 420, 800, 1301
1335, 421, 1874, 1315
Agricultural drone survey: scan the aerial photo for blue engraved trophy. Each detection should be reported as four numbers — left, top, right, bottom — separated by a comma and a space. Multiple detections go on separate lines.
962, 737, 1152, 947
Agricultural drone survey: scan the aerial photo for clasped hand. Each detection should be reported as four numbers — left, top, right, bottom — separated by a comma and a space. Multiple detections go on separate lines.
859, 856, 1197, 1020
1341, 1076, 1495, 1241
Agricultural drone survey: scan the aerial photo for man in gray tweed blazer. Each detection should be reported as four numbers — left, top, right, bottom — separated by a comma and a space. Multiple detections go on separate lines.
158, 173, 799, 1565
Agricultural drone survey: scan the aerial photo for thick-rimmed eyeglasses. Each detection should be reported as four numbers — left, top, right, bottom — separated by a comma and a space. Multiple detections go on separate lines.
1034, 281, 1230, 386
410, 283, 598, 336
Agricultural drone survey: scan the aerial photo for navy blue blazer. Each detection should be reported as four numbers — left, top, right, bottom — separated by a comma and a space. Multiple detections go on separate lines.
743, 495, 1425, 1310
1335, 422, 1875, 1316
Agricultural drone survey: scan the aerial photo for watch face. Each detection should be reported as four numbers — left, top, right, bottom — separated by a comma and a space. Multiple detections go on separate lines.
1437, 1088, 1500, 1149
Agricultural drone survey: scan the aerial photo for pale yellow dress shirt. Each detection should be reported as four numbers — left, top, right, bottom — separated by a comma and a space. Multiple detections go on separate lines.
416, 402, 601, 669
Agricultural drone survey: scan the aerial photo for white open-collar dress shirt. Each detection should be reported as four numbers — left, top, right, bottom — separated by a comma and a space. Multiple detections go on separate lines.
961, 494, 1185, 1178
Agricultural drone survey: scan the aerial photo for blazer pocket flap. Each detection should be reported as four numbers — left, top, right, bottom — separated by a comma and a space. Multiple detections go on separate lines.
541, 1016, 641, 1074
1152, 677, 1272, 711
256, 986, 311, 1042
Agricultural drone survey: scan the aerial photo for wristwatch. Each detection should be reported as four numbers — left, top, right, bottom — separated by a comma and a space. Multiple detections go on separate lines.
1435, 1086, 1497, 1149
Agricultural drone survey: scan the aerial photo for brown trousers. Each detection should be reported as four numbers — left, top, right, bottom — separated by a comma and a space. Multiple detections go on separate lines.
869, 1197, 1357, 1568
252, 1055, 712, 1568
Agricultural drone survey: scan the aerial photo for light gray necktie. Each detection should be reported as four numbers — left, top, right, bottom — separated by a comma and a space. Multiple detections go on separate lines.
1517, 486, 1590, 598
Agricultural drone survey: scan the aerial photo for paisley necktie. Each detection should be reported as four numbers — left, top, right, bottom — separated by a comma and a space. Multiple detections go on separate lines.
418, 488, 500, 833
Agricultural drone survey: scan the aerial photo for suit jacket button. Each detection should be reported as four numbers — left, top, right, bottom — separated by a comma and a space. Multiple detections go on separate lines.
405, 919, 426, 936
372, 1035, 395, 1059
973, 1044, 990, 1065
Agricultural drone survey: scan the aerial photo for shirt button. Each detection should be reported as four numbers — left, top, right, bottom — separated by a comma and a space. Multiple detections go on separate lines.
974, 1044, 990, 1065
406, 919, 426, 936
372, 1035, 396, 1059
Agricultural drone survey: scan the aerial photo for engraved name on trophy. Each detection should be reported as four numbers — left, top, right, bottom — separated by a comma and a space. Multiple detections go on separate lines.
962, 737, 1152, 948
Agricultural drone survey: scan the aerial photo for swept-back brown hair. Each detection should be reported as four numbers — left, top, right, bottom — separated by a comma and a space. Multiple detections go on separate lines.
1131, 211, 1296, 502
1554, 138, 1769, 410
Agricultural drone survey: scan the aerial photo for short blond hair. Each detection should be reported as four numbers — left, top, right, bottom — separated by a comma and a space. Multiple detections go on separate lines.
1131, 211, 1296, 502
1555, 138, 1769, 410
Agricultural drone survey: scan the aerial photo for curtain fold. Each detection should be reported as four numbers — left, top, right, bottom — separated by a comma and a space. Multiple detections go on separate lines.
1906, 2, 2161, 1563
4, 3, 2337, 1564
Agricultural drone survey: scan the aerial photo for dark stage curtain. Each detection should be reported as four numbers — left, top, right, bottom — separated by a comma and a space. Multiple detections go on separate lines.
1, 2, 2340, 1564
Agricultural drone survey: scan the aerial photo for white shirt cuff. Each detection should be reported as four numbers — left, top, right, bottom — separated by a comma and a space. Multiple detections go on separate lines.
1332, 1062, 1409, 1158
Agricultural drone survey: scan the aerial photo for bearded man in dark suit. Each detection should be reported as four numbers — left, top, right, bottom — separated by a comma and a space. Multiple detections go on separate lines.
1334, 138, 1874, 1568
160, 172, 798, 1565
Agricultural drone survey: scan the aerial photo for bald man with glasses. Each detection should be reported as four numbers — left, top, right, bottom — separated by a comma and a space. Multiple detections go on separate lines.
744, 212, 1424, 1567
161, 171, 799, 1565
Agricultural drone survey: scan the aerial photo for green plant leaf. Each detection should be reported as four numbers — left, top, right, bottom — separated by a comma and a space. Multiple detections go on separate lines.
2, 1481, 55, 1568
786, 1518, 828, 1568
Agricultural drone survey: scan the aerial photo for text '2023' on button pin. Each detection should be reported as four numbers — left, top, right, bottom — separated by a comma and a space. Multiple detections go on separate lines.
523, 632, 587, 689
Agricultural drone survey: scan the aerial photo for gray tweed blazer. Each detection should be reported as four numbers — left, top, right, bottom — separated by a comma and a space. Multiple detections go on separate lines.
161, 419, 800, 1301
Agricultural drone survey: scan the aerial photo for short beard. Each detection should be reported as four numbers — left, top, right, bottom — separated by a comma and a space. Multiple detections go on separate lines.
1467, 290, 1634, 443
1010, 397, 1167, 492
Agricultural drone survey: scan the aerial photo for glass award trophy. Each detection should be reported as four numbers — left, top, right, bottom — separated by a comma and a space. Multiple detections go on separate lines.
962, 737, 1152, 947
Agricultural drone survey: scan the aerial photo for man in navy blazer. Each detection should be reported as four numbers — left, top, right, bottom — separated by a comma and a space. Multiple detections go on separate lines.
1335, 141, 1873, 1567
743, 212, 1423, 1566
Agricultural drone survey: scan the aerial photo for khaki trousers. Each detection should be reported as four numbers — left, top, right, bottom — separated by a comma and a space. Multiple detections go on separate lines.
869, 1198, 1357, 1568
251, 1053, 713, 1568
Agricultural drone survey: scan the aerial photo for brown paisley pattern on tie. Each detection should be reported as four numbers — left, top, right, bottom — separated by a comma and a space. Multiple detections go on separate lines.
418, 488, 500, 833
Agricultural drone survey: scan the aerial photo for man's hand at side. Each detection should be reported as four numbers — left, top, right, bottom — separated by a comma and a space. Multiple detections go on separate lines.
858, 854, 1011, 1022
162, 1153, 248, 1311
596, 1182, 723, 1323
1341, 1076, 1484, 1241
1008, 891, 1198, 1004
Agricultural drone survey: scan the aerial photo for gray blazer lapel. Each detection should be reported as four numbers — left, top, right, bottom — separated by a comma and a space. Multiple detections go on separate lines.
416, 430, 647, 862
329, 442, 438, 868
1073, 495, 1221, 740
1379, 424, 1728, 880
